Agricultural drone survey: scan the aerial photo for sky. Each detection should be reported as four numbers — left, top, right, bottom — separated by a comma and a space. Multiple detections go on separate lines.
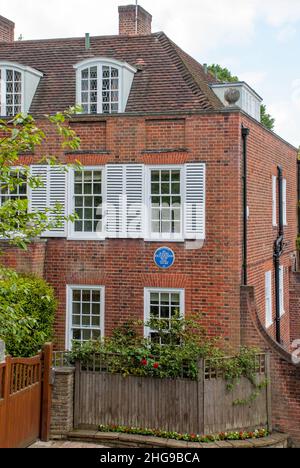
1, 0, 299, 147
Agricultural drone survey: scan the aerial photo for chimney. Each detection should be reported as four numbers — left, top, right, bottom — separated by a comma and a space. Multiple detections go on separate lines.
0, 15, 14, 43
119, 4, 152, 36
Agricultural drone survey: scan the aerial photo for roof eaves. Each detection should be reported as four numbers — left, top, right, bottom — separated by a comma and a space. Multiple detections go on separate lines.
158, 33, 223, 110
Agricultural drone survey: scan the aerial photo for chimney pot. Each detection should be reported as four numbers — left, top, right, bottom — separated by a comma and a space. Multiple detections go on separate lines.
119, 4, 152, 36
0, 15, 15, 43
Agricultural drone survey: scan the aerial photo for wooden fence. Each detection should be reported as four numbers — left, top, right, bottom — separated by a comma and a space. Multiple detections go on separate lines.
70, 353, 271, 435
0, 343, 53, 448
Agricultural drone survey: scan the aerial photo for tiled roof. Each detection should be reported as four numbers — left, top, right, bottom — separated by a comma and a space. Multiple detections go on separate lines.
0, 32, 223, 114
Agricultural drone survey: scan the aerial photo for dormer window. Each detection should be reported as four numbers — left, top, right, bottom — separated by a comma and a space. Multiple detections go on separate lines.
0, 62, 43, 117
75, 58, 136, 115
80, 64, 120, 114
0, 67, 23, 116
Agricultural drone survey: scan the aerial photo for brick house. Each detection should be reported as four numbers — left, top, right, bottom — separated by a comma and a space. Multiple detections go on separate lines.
0, 5, 298, 355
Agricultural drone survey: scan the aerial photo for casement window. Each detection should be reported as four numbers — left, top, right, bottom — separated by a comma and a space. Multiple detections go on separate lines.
69, 168, 103, 239
0, 67, 23, 116
272, 176, 277, 227
80, 64, 119, 114
265, 271, 273, 328
144, 288, 185, 344
279, 266, 285, 317
74, 58, 136, 115
66, 286, 105, 350
282, 179, 287, 226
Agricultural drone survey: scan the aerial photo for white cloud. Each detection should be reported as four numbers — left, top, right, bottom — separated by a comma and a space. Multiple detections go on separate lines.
277, 25, 297, 43
238, 71, 267, 88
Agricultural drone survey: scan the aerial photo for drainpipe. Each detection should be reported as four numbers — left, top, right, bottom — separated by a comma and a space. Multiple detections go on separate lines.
242, 126, 250, 286
274, 166, 284, 344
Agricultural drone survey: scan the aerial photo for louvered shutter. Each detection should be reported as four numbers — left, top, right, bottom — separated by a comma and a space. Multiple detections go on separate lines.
184, 163, 206, 240
282, 178, 287, 226
265, 271, 272, 328
126, 165, 144, 238
105, 165, 125, 237
29, 165, 67, 237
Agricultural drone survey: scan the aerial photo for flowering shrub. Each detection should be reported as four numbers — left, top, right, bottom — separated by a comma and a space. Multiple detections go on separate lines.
70, 317, 267, 405
98, 424, 269, 443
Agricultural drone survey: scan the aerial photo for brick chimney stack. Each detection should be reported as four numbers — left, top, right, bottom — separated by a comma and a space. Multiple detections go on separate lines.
0, 15, 15, 42
119, 4, 152, 36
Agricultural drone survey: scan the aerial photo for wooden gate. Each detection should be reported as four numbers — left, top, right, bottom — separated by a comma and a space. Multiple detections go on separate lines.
0, 343, 52, 449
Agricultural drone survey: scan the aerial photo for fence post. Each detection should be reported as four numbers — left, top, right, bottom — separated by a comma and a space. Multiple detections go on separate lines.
40, 343, 53, 442
74, 361, 81, 429
197, 359, 205, 435
265, 353, 273, 433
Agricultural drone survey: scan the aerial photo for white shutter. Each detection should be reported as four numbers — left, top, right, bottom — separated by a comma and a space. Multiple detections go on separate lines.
272, 176, 277, 227
105, 164, 145, 239
105, 165, 125, 237
184, 163, 206, 240
279, 266, 285, 317
265, 271, 272, 328
282, 179, 287, 226
126, 165, 144, 238
29, 165, 67, 237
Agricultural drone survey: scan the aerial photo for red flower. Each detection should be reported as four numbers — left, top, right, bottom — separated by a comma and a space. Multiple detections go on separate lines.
153, 363, 159, 369
141, 358, 148, 366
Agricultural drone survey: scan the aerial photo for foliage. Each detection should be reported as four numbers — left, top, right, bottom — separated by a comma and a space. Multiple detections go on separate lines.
0, 267, 56, 357
260, 104, 275, 132
208, 64, 275, 131
208, 64, 239, 83
70, 316, 266, 405
71, 315, 223, 380
0, 108, 81, 250
98, 424, 269, 443
209, 347, 268, 405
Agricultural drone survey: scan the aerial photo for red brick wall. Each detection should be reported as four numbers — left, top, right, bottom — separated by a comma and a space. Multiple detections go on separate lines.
70, 121, 107, 151
145, 119, 186, 150
2, 112, 243, 350
1, 111, 298, 353
0, 15, 14, 43
0, 240, 46, 277
241, 286, 300, 447
243, 115, 297, 347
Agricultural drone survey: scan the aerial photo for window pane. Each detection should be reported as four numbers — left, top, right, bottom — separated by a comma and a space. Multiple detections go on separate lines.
73, 290, 81, 301
73, 170, 103, 234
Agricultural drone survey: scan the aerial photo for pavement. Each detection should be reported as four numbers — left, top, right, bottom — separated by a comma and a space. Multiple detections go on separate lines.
29, 440, 108, 449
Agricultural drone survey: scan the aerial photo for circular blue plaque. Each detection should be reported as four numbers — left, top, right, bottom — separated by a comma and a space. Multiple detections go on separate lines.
154, 247, 175, 270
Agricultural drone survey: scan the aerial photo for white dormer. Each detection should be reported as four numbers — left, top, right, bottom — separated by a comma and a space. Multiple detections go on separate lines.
0, 62, 43, 117
210, 82, 263, 122
74, 58, 136, 115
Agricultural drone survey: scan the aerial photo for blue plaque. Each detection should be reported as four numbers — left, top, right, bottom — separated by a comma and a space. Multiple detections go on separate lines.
154, 247, 175, 270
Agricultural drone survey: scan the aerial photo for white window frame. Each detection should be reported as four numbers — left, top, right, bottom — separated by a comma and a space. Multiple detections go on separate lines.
265, 271, 273, 329
74, 58, 136, 115
66, 285, 105, 350
272, 175, 277, 227
144, 288, 185, 339
68, 166, 106, 240
279, 266, 285, 318
282, 178, 287, 226
145, 165, 185, 242
0, 66, 25, 117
